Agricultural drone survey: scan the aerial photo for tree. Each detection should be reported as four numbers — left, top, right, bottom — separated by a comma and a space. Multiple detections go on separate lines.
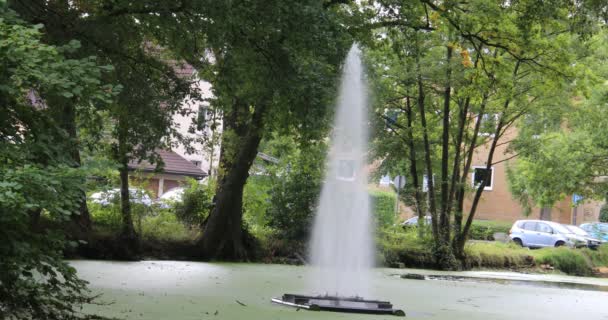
367, 0, 592, 268
508, 30, 608, 215
145, 0, 351, 259
0, 6, 116, 318
11, 0, 199, 254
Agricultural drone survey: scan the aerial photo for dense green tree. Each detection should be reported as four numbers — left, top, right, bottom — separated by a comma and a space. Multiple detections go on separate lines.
145, 0, 351, 259
367, 0, 594, 268
266, 140, 326, 243
11, 0, 199, 254
0, 6, 116, 318
508, 30, 608, 214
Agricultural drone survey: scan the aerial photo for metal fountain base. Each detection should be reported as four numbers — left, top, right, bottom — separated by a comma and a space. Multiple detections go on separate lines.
271, 293, 405, 316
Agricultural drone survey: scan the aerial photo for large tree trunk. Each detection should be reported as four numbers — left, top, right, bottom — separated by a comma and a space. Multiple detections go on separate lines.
404, 97, 425, 237
116, 125, 138, 258
45, 98, 93, 235
414, 34, 439, 241
433, 43, 458, 270
198, 103, 266, 260
118, 163, 136, 238
455, 60, 521, 257
438, 44, 453, 245
61, 103, 93, 233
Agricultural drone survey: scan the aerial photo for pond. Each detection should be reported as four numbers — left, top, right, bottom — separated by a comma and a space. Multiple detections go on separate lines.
73, 260, 608, 320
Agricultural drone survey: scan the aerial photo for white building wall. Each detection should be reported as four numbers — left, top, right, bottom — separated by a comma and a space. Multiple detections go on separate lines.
173, 79, 222, 177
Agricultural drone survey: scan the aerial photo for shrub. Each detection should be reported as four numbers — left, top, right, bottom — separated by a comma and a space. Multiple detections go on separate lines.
585, 245, 608, 266
377, 229, 607, 275
376, 226, 434, 267
533, 247, 593, 276
141, 209, 196, 241
89, 200, 152, 235
1, 164, 100, 319
89, 202, 122, 231
267, 151, 322, 242
465, 242, 531, 268
174, 179, 214, 227
243, 175, 272, 227
469, 220, 512, 240
600, 204, 608, 223
370, 190, 396, 228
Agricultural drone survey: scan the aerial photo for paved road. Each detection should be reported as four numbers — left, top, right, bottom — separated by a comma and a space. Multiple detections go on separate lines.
73, 260, 608, 320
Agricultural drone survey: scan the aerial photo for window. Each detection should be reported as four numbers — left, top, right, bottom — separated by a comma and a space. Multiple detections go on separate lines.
191, 160, 201, 168
537, 223, 553, 234
196, 106, 207, 132
523, 222, 537, 231
472, 166, 494, 190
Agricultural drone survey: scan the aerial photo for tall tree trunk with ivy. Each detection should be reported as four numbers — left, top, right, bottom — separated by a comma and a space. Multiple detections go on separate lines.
116, 121, 138, 258
198, 102, 266, 259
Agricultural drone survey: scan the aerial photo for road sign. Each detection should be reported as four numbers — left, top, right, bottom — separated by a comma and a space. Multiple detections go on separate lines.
393, 176, 406, 189
573, 194, 583, 205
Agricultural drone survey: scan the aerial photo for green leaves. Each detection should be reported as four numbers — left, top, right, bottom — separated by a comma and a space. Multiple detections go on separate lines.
0, 7, 115, 319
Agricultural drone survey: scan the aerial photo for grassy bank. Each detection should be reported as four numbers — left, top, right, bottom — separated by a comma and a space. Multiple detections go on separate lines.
379, 227, 608, 276
81, 197, 608, 277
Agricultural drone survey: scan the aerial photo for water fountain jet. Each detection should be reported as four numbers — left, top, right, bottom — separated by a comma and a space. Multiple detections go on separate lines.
271, 44, 405, 316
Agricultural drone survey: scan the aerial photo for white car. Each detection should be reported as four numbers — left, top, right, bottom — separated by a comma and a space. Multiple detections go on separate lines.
157, 187, 186, 208
89, 188, 153, 207
401, 216, 432, 227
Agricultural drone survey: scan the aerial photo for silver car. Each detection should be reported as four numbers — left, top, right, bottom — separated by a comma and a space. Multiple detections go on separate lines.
509, 220, 587, 248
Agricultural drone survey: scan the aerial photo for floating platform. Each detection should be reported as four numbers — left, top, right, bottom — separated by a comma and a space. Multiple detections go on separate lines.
271, 293, 405, 316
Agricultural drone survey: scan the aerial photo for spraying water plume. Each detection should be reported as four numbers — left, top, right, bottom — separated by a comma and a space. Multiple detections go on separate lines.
309, 44, 374, 298
271, 44, 404, 317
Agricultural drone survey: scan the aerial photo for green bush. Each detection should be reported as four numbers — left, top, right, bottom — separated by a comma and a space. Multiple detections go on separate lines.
469, 220, 512, 240
533, 247, 593, 276
377, 228, 608, 275
376, 226, 435, 267
89, 200, 152, 234
89, 202, 122, 231
267, 151, 323, 242
465, 242, 532, 268
174, 179, 214, 227
141, 209, 196, 241
586, 245, 608, 266
370, 190, 396, 228
243, 175, 272, 227
600, 204, 608, 223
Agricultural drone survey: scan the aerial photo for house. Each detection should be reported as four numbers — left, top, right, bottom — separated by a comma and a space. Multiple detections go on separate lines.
128, 149, 206, 198
379, 113, 603, 224
127, 63, 221, 199
462, 118, 602, 224
171, 65, 222, 177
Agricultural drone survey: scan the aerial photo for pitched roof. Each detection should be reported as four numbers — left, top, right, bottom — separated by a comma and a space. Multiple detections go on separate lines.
128, 149, 206, 179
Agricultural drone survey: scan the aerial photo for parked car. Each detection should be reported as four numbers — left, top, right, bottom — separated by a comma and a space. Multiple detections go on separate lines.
509, 220, 587, 248
156, 187, 185, 208
401, 216, 432, 227
579, 222, 608, 243
89, 188, 153, 207
562, 224, 602, 249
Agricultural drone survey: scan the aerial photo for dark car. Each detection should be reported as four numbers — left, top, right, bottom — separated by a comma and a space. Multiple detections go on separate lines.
579, 223, 608, 244
563, 224, 602, 249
